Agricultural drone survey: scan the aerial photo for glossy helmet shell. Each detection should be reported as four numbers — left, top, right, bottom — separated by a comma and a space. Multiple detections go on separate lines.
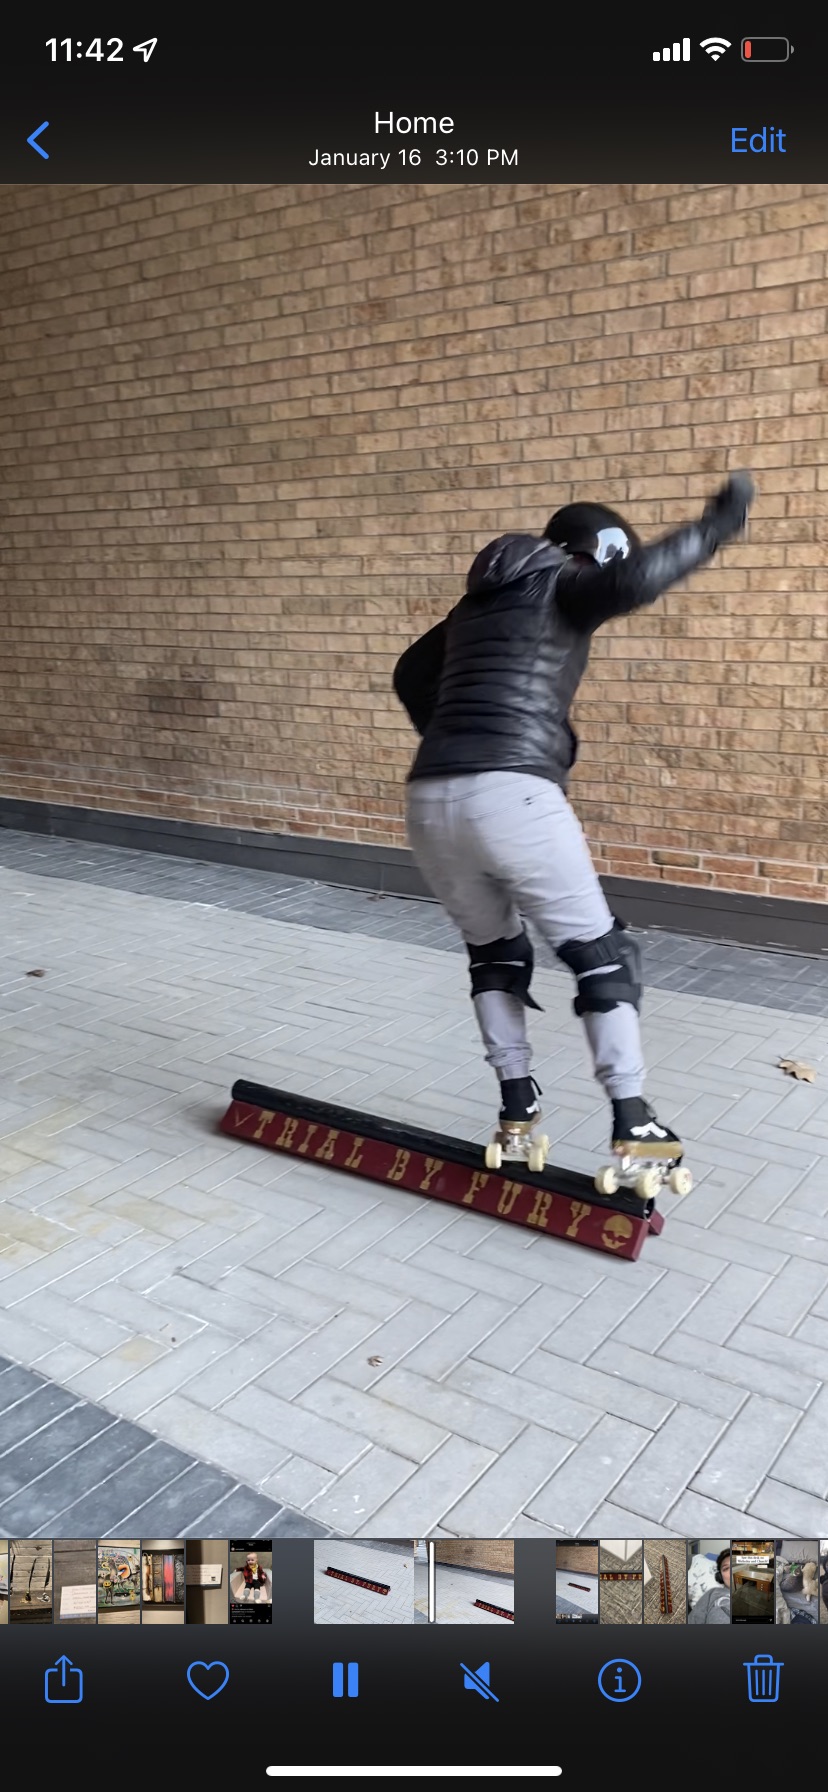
544, 502, 640, 566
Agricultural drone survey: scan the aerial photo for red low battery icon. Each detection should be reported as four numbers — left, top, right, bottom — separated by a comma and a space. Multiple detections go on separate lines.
742, 38, 792, 60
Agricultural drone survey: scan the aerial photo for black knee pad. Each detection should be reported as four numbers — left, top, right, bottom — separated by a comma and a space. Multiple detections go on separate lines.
555, 916, 642, 1017
467, 930, 543, 1011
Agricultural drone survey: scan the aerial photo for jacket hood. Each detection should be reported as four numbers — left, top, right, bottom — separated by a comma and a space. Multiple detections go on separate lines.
466, 533, 564, 596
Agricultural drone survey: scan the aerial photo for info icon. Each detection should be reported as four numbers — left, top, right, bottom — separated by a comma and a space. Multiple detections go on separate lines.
597, 1658, 642, 1702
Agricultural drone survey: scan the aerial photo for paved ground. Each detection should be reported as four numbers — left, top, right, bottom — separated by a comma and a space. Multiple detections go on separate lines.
313, 1539, 414, 1622
556, 1569, 598, 1618
2, 828, 828, 1542
0, 1357, 332, 1539
435, 1562, 515, 1624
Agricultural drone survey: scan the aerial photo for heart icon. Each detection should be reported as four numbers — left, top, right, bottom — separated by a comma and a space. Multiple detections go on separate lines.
187, 1660, 230, 1700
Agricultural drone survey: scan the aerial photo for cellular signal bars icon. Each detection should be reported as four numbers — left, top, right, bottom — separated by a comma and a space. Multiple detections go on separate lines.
653, 39, 690, 60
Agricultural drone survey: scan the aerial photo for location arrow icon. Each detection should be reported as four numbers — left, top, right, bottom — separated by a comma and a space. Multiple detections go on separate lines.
133, 38, 157, 61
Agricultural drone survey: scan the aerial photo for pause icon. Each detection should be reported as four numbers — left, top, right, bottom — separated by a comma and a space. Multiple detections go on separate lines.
653, 39, 690, 60
332, 1662, 359, 1699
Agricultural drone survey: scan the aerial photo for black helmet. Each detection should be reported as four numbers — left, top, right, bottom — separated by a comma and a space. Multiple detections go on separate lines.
544, 502, 640, 566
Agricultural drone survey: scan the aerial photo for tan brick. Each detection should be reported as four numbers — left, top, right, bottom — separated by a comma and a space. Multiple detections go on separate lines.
1, 179, 826, 910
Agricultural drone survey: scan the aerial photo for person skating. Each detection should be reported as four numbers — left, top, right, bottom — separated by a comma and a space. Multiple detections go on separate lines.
392, 474, 755, 1191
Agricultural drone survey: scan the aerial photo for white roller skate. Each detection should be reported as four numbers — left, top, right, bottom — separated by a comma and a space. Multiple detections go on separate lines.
593, 1098, 693, 1203
485, 1077, 549, 1175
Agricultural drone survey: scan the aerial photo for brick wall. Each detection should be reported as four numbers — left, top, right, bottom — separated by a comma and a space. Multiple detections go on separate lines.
1, 182, 826, 900
434, 1540, 514, 1573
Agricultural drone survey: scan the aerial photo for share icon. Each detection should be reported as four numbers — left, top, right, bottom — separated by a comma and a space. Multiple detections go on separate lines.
461, 1662, 499, 1701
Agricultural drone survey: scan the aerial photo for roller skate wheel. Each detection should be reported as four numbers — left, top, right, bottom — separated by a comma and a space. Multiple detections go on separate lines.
635, 1169, 661, 1201
594, 1166, 620, 1197
668, 1166, 693, 1196
535, 1134, 550, 1156
527, 1145, 547, 1174
485, 1142, 503, 1171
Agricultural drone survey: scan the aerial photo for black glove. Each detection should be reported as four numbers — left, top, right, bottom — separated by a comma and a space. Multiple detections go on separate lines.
702, 471, 756, 546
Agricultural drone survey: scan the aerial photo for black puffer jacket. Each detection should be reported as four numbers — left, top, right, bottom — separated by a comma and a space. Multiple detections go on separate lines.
393, 511, 735, 790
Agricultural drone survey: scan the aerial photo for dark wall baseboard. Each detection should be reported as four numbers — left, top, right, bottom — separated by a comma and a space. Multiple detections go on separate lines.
1, 795, 826, 956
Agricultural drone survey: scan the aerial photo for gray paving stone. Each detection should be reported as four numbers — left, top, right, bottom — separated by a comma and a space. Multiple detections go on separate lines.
117, 1230, 247, 1292
586, 1503, 686, 1537
744, 1260, 828, 1336
446, 1358, 597, 1442
405, 1242, 544, 1308
169, 1329, 305, 1409
690, 1394, 801, 1509
398, 1294, 516, 1381
442, 1425, 573, 1536
367, 1366, 525, 1453
538, 1279, 653, 1364
228, 1383, 369, 1474
610, 1269, 711, 1353
0, 1382, 78, 1452
81, 1283, 206, 1344
517, 1350, 675, 1430
147, 1271, 316, 1337
764, 1385, 828, 1499
352, 1434, 496, 1536
726, 1321, 828, 1385
526, 1415, 651, 1533
0, 1418, 150, 1533
0, 1240, 110, 1303
307, 1445, 419, 1533
317, 1249, 474, 1314
118, 1461, 239, 1534
587, 1342, 748, 1420
296, 1376, 449, 1459
731, 1161, 819, 1223
91, 1330, 236, 1419
645, 1216, 790, 1276
747, 1479, 828, 1537
49, 1338, 170, 1403
666, 1489, 795, 1539
0, 1401, 116, 1502
280, 1258, 406, 1321
45, 1441, 195, 1534
4, 849, 828, 1536
259, 1457, 337, 1512
470, 1231, 606, 1297
609, 1405, 727, 1524
770, 1204, 828, 1245
372, 1197, 465, 1255
258, 1313, 383, 1401
657, 1331, 820, 1407
796, 1315, 828, 1356
268, 1508, 335, 1538
143, 1394, 292, 1486
499, 1515, 559, 1538
470, 1286, 581, 1373
677, 1265, 771, 1346
0, 1362, 46, 1410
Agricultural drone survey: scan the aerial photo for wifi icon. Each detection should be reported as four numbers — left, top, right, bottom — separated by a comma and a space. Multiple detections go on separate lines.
700, 37, 731, 59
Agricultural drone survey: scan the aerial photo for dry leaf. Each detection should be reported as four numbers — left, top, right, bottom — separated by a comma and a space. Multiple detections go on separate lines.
367, 1355, 383, 1367
26, 968, 46, 977
778, 1058, 816, 1083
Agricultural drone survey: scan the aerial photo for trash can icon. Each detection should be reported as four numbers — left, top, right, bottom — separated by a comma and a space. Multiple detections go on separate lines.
744, 1654, 783, 1703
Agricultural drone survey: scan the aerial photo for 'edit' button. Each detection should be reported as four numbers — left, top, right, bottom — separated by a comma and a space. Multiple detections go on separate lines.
732, 126, 787, 153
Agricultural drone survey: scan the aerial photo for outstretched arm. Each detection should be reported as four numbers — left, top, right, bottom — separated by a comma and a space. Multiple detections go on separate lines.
392, 618, 448, 735
555, 473, 755, 632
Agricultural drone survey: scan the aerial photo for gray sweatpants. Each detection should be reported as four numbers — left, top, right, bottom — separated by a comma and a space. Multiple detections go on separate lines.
405, 771, 645, 1102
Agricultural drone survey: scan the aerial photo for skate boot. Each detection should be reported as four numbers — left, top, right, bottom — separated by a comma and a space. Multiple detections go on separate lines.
485, 1077, 550, 1174
594, 1098, 693, 1202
